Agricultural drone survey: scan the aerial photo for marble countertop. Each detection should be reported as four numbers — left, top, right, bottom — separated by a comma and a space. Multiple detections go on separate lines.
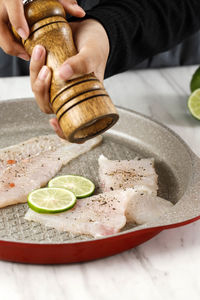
0, 66, 200, 300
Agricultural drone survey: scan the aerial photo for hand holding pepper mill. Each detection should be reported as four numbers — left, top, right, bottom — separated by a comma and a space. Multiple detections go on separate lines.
13, 0, 119, 143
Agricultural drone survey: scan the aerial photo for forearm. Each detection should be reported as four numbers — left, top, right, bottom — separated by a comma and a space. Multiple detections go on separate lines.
77, 0, 200, 78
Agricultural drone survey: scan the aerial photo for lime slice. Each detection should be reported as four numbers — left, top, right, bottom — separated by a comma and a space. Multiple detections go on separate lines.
188, 89, 200, 120
28, 188, 76, 214
48, 175, 95, 198
190, 66, 200, 92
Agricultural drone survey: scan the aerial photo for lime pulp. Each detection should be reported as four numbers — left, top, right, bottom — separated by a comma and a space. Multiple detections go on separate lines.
28, 187, 76, 214
188, 89, 200, 120
48, 175, 95, 198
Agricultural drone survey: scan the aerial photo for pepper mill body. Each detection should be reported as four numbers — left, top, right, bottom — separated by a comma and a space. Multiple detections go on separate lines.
17, 0, 119, 143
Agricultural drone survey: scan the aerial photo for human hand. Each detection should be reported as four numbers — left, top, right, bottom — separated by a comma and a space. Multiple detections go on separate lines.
30, 19, 110, 139
0, 0, 85, 60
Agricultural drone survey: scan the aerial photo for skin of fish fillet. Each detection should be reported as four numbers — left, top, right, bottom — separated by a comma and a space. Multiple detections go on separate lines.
25, 189, 135, 238
98, 154, 158, 195
0, 135, 102, 208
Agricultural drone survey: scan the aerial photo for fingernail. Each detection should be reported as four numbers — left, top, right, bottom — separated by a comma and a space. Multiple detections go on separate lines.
32, 45, 43, 61
17, 28, 28, 40
18, 53, 30, 61
38, 66, 49, 81
59, 64, 74, 80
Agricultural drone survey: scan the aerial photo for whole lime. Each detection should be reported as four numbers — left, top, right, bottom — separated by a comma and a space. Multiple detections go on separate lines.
188, 89, 200, 120
190, 66, 200, 93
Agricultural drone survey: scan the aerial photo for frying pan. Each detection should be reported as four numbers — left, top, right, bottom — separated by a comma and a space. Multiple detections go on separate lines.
0, 98, 199, 264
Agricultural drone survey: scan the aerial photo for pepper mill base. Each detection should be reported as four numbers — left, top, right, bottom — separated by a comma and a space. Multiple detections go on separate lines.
58, 96, 119, 143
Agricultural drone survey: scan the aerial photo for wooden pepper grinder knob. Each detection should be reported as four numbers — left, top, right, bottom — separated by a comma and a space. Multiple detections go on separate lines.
16, 0, 119, 143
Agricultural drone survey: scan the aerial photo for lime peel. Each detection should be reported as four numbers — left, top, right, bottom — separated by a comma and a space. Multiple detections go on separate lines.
188, 89, 200, 120
48, 175, 95, 198
28, 187, 76, 214
190, 66, 200, 93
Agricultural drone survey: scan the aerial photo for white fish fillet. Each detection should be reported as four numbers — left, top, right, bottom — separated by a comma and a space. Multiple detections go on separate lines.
98, 154, 158, 195
0, 135, 102, 208
25, 189, 134, 238
98, 155, 173, 225
126, 189, 173, 225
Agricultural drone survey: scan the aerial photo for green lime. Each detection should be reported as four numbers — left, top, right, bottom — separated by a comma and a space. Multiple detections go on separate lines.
28, 187, 76, 214
188, 89, 200, 120
190, 66, 200, 93
48, 175, 95, 198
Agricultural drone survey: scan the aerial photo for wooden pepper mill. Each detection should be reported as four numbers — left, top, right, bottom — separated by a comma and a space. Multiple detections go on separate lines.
15, 0, 119, 143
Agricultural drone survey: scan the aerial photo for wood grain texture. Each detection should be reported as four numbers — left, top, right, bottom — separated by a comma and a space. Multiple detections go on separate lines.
21, 0, 119, 142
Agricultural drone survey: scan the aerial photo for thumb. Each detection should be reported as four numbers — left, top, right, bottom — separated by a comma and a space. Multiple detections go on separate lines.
5, 0, 29, 39
58, 51, 96, 80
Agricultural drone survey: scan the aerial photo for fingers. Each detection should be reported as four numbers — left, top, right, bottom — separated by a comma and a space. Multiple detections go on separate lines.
30, 45, 52, 114
49, 118, 85, 143
49, 118, 66, 139
0, 21, 29, 59
58, 0, 85, 17
58, 48, 104, 82
30, 46, 66, 139
58, 49, 97, 81
0, 2, 29, 59
58, 19, 110, 82
4, 0, 29, 39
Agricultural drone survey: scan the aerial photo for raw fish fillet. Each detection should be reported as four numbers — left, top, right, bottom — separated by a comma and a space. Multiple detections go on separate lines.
0, 135, 59, 176
98, 155, 158, 195
126, 189, 173, 225
25, 189, 135, 238
0, 135, 102, 208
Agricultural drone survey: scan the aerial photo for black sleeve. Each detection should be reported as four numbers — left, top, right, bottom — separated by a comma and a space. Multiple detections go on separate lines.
73, 0, 200, 78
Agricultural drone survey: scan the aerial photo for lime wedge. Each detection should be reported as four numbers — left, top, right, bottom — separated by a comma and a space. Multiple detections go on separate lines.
188, 89, 200, 120
28, 188, 76, 214
190, 66, 200, 93
48, 175, 95, 198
